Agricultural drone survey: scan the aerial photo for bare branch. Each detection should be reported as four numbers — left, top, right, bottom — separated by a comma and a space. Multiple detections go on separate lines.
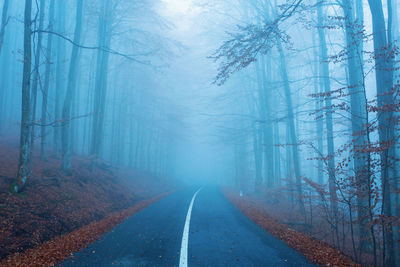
210, 0, 303, 85
34, 30, 152, 65
29, 112, 96, 127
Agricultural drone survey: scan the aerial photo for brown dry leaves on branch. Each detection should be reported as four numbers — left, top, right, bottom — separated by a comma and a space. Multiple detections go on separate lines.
223, 188, 361, 267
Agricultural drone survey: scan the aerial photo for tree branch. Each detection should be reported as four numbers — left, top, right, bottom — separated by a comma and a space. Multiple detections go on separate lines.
210, 0, 304, 85
33, 30, 152, 65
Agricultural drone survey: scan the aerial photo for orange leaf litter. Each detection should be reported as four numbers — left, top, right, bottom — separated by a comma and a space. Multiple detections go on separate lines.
1, 192, 171, 267
223, 188, 362, 267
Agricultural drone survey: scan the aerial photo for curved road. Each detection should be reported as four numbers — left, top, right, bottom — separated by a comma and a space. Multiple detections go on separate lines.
60, 186, 315, 267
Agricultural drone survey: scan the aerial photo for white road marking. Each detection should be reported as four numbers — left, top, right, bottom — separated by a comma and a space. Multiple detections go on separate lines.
179, 187, 203, 267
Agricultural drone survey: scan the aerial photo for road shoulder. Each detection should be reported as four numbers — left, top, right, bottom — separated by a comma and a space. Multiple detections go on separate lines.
223, 188, 361, 267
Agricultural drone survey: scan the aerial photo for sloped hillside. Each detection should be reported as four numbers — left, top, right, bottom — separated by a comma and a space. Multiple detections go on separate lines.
0, 140, 175, 259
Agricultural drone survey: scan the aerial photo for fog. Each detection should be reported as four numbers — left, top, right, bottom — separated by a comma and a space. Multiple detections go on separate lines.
1, 0, 400, 266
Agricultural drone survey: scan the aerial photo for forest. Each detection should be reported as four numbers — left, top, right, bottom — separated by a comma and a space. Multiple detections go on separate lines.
0, 0, 399, 266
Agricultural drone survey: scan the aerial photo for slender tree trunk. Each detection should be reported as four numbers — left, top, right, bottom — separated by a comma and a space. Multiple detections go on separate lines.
343, 0, 375, 259
316, 2, 339, 233
118, 99, 127, 165
285, 122, 294, 204
367, 0, 396, 265
70, 48, 83, 155
82, 51, 96, 154
0, 0, 9, 56
53, 0, 66, 154
29, 0, 45, 166
277, 40, 303, 209
61, 0, 83, 171
261, 55, 274, 187
390, 0, 400, 260
90, 0, 112, 162
129, 113, 135, 167
273, 121, 281, 186
14, 0, 32, 193
254, 60, 264, 189
134, 128, 142, 169
40, 0, 55, 159
110, 69, 119, 163
253, 123, 262, 190
0, 10, 12, 131
312, 28, 324, 184
386, 1, 399, 265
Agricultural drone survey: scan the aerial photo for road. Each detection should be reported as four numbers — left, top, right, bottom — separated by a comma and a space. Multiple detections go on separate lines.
60, 186, 315, 267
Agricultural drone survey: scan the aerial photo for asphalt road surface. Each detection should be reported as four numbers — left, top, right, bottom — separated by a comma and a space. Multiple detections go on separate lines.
60, 186, 315, 267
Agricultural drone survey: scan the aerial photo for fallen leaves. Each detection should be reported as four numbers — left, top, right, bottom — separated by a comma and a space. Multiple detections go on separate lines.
0, 192, 170, 267
223, 188, 361, 267
0, 141, 177, 265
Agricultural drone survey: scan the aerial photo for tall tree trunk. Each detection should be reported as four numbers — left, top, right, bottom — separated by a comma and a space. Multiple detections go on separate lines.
129, 112, 135, 167
253, 123, 263, 190
312, 29, 324, 184
285, 122, 293, 204
14, 0, 32, 193
61, 0, 83, 171
277, 40, 304, 209
316, 1, 339, 231
110, 69, 119, 164
53, 0, 66, 154
0, 0, 10, 56
117, 99, 127, 165
70, 48, 82, 155
261, 55, 274, 187
273, 120, 281, 186
343, 0, 375, 260
29, 0, 45, 165
0, 6, 12, 131
134, 128, 142, 169
367, 0, 396, 265
90, 0, 112, 162
254, 60, 264, 189
388, 0, 400, 261
40, 0, 55, 159
82, 51, 96, 154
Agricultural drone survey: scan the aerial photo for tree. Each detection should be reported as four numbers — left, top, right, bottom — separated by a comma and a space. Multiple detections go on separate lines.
15, 0, 32, 193
0, 0, 10, 55
61, 0, 83, 171
211, 0, 305, 205
340, 0, 376, 260
316, 0, 339, 248
90, 0, 113, 163
53, 0, 66, 154
311, 28, 324, 184
366, 0, 396, 264
259, 55, 275, 187
40, 0, 55, 159
277, 40, 304, 208
29, 0, 45, 166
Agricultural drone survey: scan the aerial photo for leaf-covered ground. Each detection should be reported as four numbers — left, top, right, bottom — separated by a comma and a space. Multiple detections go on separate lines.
0, 140, 176, 262
0, 193, 169, 267
223, 188, 362, 267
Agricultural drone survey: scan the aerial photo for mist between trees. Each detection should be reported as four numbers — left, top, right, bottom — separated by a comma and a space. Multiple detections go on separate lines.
0, 0, 399, 266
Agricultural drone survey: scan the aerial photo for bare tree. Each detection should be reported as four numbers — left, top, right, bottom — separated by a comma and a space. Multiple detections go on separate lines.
15, 0, 32, 193
0, 0, 10, 55
61, 0, 83, 172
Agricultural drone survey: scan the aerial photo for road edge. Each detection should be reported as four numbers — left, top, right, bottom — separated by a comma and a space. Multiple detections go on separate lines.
222, 187, 361, 267
0, 191, 173, 267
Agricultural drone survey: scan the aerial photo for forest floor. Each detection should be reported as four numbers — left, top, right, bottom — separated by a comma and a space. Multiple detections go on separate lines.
0, 139, 177, 262
223, 188, 362, 267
